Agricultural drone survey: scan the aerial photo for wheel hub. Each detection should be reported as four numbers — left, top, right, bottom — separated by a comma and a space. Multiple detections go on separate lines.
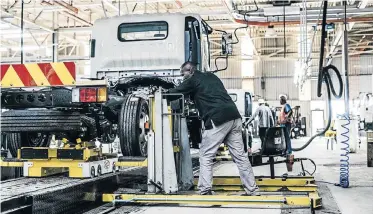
27, 133, 47, 147
139, 109, 149, 156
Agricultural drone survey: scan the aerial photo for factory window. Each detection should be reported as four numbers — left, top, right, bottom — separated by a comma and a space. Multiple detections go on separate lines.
229, 94, 237, 102
118, 21, 168, 42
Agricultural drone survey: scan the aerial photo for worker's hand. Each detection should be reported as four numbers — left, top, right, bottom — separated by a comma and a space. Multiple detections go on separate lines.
149, 87, 168, 94
149, 86, 158, 94
247, 147, 252, 154
244, 120, 252, 128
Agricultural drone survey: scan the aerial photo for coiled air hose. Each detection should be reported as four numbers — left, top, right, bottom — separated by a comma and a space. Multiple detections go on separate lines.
292, 1, 343, 151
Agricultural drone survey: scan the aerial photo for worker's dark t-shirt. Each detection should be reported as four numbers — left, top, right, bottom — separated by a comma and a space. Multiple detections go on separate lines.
168, 70, 241, 130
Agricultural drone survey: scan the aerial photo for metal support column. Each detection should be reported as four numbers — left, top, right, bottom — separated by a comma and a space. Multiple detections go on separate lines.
342, 0, 350, 114
20, 0, 24, 64
52, 32, 58, 62
52, 12, 58, 62
269, 157, 275, 179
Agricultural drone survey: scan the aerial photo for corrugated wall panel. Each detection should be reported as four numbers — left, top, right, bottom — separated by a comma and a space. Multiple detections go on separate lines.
311, 75, 372, 100
220, 78, 242, 89
210, 42, 242, 89
358, 75, 372, 93
348, 74, 372, 98
253, 58, 298, 100
255, 60, 295, 76
242, 78, 254, 92
348, 76, 360, 99
311, 79, 327, 100
215, 58, 241, 78
360, 56, 373, 75
330, 56, 361, 75
329, 56, 373, 76
253, 77, 298, 100
311, 56, 373, 100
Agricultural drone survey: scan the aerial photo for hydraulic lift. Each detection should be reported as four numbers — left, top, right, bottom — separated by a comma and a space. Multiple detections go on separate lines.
1, 90, 322, 213
102, 89, 322, 213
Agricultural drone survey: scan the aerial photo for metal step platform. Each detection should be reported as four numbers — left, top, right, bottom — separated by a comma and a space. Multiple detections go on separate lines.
1, 147, 118, 178
0, 167, 142, 214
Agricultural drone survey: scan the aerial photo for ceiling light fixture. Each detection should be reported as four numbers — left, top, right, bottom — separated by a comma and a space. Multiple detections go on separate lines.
265, 25, 277, 38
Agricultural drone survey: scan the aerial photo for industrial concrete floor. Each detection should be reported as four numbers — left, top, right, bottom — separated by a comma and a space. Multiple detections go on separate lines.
105, 136, 373, 214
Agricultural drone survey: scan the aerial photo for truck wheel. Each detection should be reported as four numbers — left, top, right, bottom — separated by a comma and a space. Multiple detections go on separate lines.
119, 96, 149, 157
5, 132, 50, 157
22, 132, 51, 147
5, 133, 21, 157
1, 134, 6, 149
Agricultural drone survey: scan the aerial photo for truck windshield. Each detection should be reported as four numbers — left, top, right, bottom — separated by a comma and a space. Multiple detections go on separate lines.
229, 93, 237, 102
118, 21, 168, 41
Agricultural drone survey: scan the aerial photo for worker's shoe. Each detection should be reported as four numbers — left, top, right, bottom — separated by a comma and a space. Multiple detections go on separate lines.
242, 190, 261, 196
200, 190, 215, 195
242, 187, 261, 196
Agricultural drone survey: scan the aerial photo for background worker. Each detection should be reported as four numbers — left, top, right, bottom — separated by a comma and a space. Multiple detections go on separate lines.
167, 61, 259, 196
279, 95, 293, 154
246, 99, 274, 145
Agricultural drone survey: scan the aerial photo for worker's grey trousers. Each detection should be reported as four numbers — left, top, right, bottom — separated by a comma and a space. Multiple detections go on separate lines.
198, 118, 258, 194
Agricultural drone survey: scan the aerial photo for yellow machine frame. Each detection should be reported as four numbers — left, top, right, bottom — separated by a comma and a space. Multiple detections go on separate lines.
1, 145, 117, 178
101, 91, 322, 212
103, 192, 321, 209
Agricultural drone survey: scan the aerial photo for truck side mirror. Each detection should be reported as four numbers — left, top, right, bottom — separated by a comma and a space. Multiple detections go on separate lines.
221, 33, 232, 55
221, 37, 227, 55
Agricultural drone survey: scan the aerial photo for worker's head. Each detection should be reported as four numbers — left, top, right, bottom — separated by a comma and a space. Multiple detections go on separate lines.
280, 96, 287, 105
180, 61, 197, 80
258, 99, 265, 106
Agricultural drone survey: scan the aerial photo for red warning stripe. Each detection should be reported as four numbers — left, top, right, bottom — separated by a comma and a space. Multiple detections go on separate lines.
1, 62, 75, 87
63, 62, 76, 79
37, 63, 64, 85
12, 64, 37, 86
0, 64, 10, 80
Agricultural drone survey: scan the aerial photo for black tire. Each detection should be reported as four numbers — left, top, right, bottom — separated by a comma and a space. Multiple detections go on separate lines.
5, 132, 51, 157
90, 166, 96, 178
189, 119, 202, 149
5, 133, 22, 158
97, 165, 102, 176
119, 96, 149, 157
1, 110, 81, 132
81, 116, 98, 141
1, 133, 6, 149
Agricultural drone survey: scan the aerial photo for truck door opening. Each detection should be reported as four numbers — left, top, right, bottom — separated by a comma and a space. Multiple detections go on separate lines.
245, 92, 253, 118
185, 17, 202, 70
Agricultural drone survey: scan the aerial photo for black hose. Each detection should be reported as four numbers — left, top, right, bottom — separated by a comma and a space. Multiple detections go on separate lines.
292, 1, 343, 151
317, 0, 329, 98
212, 29, 229, 73
299, 158, 317, 176
209, 0, 259, 73
212, 12, 250, 73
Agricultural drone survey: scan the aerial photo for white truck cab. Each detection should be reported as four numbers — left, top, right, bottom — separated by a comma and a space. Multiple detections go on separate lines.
90, 13, 212, 81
